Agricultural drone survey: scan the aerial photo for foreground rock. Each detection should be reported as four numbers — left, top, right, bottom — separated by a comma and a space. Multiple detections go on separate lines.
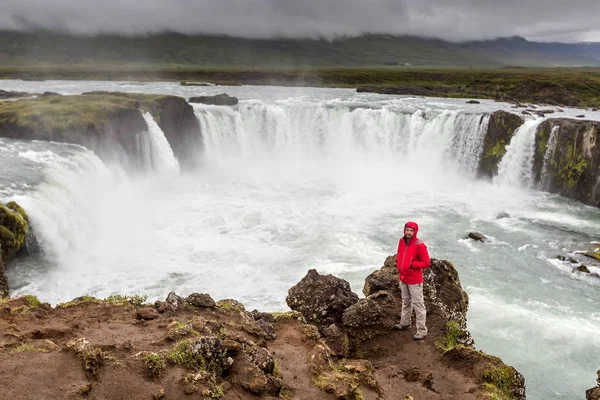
587, 370, 600, 400
0, 201, 29, 298
0, 255, 525, 399
0, 92, 203, 169
189, 93, 239, 106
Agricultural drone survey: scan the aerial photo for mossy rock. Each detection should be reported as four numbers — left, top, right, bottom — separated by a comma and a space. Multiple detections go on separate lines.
0, 202, 28, 261
478, 111, 524, 179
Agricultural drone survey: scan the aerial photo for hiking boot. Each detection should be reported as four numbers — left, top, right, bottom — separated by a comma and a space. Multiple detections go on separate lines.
413, 334, 427, 341
393, 324, 410, 330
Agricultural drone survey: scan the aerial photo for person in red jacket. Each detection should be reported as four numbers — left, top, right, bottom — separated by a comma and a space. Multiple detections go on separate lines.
394, 221, 431, 340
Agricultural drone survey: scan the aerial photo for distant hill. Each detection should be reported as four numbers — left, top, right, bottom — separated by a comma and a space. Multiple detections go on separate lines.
1, 30, 599, 67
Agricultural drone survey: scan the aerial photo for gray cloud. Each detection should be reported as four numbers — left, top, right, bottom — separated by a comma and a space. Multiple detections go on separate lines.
1, 0, 599, 42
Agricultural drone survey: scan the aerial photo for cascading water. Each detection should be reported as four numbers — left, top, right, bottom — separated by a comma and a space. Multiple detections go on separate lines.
140, 112, 180, 174
2, 82, 600, 400
496, 118, 544, 187
540, 126, 560, 189
194, 102, 489, 177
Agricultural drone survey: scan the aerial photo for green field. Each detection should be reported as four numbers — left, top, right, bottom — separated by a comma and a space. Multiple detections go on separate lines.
2, 65, 600, 107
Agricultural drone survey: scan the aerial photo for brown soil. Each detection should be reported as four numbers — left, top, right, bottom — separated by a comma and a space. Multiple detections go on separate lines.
0, 297, 495, 400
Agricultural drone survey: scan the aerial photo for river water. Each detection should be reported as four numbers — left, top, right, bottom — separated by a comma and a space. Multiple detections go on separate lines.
1, 80, 599, 399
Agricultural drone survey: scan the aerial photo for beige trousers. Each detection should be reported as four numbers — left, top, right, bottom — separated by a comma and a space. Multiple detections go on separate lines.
400, 282, 427, 337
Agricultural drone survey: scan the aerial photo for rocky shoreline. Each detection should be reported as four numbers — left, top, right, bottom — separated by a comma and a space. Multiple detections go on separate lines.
1, 256, 525, 399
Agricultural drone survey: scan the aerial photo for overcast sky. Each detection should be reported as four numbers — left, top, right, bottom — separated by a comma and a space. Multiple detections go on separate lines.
1, 0, 599, 43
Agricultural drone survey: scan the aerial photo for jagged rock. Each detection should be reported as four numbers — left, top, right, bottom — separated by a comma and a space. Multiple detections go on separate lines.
190, 336, 232, 371
467, 232, 487, 242
248, 346, 274, 373
185, 293, 216, 309
189, 93, 238, 106
256, 319, 276, 340
477, 111, 524, 179
234, 356, 268, 394
322, 324, 350, 357
166, 292, 184, 310
586, 370, 600, 399
342, 291, 396, 343
137, 307, 160, 320
250, 310, 275, 323
557, 255, 579, 263
286, 269, 359, 330
496, 212, 510, 219
574, 265, 591, 273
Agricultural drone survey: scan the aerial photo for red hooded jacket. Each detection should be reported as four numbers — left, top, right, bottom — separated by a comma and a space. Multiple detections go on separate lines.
397, 221, 430, 284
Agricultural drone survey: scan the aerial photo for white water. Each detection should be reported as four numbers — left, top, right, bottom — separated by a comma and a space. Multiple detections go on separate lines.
1, 81, 600, 400
540, 126, 560, 190
141, 112, 180, 174
496, 118, 544, 187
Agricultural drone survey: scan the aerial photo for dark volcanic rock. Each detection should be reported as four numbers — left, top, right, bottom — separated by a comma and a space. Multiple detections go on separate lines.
587, 370, 600, 400
286, 269, 359, 330
137, 307, 160, 320
466, 100, 480, 104
467, 232, 487, 242
185, 293, 216, 309
477, 111, 524, 179
189, 93, 238, 106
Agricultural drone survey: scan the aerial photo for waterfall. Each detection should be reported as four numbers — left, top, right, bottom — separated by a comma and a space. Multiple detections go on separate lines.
496, 118, 544, 187
540, 126, 560, 189
139, 112, 180, 174
193, 102, 489, 176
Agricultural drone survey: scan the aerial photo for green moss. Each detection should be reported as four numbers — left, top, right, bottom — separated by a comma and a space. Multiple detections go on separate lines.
555, 143, 589, 189
5, 202, 29, 223
218, 301, 233, 310
482, 365, 518, 400
436, 320, 463, 351
24, 295, 41, 308
0, 203, 28, 252
144, 352, 165, 378
57, 295, 101, 308
9, 344, 50, 354
167, 339, 203, 370
104, 294, 148, 306
0, 93, 170, 135
484, 140, 507, 160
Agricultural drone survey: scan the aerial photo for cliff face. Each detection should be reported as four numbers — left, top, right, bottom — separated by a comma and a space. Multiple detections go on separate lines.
0, 256, 526, 400
477, 110, 524, 179
533, 118, 600, 206
0, 93, 203, 169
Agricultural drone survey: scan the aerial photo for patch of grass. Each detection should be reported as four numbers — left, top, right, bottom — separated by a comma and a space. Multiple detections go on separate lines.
9, 344, 50, 354
218, 301, 232, 311
482, 365, 518, 400
144, 352, 165, 378
58, 295, 101, 308
24, 295, 41, 308
436, 320, 463, 351
278, 387, 292, 399
167, 339, 203, 370
105, 294, 148, 307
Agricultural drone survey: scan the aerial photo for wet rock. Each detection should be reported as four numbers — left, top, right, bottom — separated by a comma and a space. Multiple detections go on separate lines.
496, 212, 510, 219
185, 293, 216, 309
136, 307, 159, 320
557, 255, 578, 263
180, 82, 211, 86
466, 100, 480, 104
286, 269, 359, 330
576, 114, 586, 118
189, 93, 238, 106
574, 265, 591, 273
477, 111, 524, 179
467, 232, 487, 242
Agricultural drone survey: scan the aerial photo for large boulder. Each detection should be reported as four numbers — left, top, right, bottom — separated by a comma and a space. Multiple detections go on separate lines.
189, 93, 238, 106
477, 111, 524, 179
286, 269, 359, 330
